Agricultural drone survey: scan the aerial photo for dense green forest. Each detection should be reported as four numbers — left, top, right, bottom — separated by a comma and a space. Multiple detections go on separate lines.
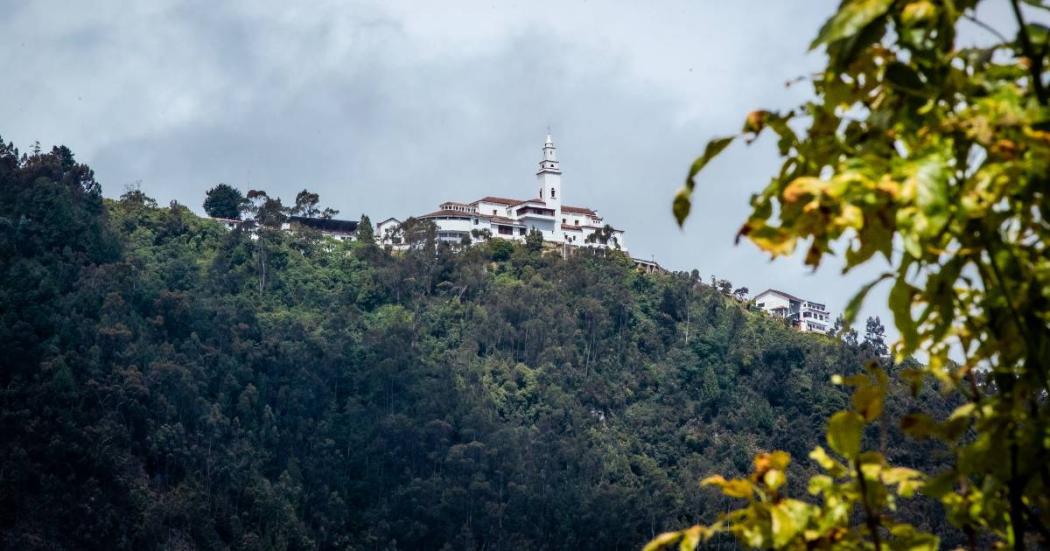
0, 142, 958, 549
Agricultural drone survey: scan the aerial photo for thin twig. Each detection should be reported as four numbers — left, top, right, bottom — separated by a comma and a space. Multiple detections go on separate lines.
963, 13, 1009, 44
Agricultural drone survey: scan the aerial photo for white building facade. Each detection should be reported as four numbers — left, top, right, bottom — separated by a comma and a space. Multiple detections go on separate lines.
383, 135, 626, 251
753, 288, 831, 334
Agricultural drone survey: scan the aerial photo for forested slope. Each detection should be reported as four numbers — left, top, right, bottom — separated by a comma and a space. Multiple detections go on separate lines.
0, 142, 956, 550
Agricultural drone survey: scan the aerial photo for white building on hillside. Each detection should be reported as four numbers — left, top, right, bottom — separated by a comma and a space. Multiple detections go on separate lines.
753, 288, 831, 334
382, 135, 626, 251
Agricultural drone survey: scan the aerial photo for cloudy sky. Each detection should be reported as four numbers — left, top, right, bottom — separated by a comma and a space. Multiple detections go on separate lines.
1, 0, 1027, 336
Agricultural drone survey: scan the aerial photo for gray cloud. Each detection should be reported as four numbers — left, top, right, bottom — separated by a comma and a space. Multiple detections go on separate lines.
1, 0, 1028, 340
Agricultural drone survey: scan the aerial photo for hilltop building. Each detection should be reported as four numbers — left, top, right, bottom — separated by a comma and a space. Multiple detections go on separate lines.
382, 135, 626, 252
753, 288, 831, 334
207, 135, 670, 272
287, 216, 359, 240
207, 215, 361, 241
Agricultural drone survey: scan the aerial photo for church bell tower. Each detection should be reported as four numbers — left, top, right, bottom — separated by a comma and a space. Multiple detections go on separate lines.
537, 134, 562, 214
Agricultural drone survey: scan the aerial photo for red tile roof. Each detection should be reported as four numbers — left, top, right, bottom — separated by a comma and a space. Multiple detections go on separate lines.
420, 209, 475, 218
473, 196, 522, 206
512, 198, 547, 206
562, 205, 597, 215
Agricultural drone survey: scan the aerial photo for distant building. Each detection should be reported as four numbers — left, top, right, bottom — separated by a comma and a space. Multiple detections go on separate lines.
374, 217, 402, 243
753, 288, 831, 334
210, 217, 241, 231
287, 216, 358, 241
382, 135, 626, 251
207, 215, 361, 241
632, 257, 664, 274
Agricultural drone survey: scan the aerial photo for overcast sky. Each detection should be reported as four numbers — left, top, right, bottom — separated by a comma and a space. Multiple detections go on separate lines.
1, 0, 1030, 336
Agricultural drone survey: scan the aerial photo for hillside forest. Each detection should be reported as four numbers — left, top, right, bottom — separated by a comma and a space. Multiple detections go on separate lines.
0, 141, 960, 549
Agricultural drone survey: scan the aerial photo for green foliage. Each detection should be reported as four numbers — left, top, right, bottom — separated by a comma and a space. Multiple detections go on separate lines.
291, 189, 338, 219
584, 223, 621, 249
525, 227, 544, 252
357, 213, 374, 242
203, 183, 246, 219
0, 141, 962, 549
652, 367, 937, 550
663, 0, 1050, 548
488, 237, 514, 260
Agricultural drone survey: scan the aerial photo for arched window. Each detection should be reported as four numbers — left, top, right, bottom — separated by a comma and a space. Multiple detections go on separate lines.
550, 188, 556, 199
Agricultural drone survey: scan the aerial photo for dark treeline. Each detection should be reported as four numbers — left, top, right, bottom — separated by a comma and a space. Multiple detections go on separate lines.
0, 142, 958, 549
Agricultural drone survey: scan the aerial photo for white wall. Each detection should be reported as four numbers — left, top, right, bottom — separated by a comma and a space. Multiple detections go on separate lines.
428, 216, 475, 234
475, 201, 511, 217
523, 217, 557, 239
755, 292, 790, 312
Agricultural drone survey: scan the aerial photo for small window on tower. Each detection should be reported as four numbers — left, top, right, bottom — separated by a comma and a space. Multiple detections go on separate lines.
550, 188, 556, 199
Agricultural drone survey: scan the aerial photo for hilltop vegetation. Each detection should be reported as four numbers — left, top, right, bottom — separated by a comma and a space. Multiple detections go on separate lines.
0, 142, 957, 549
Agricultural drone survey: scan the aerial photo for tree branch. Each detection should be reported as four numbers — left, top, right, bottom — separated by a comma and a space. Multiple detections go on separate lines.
1010, 0, 1049, 105
1009, 443, 1027, 551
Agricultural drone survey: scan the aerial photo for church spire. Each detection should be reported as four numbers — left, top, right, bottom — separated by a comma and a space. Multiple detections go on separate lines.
538, 134, 560, 174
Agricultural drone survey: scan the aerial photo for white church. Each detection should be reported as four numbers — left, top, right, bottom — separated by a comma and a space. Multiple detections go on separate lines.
377, 135, 626, 251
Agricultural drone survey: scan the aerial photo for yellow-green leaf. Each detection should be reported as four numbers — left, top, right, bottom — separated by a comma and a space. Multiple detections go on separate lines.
811, 0, 894, 49
771, 499, 810, 547
901, 1, 937, 26
852, 383, 885, 421
673, 186, 692, 226
754, 450, 791, 473
763, 469, 787, 491
782, 177, 826, 203
843, 273, 892, 325
644, 531, 683, 551
889, 276, 919, 356
807, 474, 834, 495
684, 137, 734, 193
675, 136, 734, 226
809, 446, 848, 476
827, 411, 864, 459
678, 525, 704, 551
702, 475, 754, 498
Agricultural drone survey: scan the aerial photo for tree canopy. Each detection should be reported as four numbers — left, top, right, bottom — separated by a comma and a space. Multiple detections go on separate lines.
203, 183, 246, 219
0, 139, 963, 549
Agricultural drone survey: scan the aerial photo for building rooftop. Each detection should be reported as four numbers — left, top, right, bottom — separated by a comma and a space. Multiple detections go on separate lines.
473, 196, 522, 206
512, 198, 549, 207
754, 288, 805, 303
562, 205, 597, 215
419, 209, 475, 219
